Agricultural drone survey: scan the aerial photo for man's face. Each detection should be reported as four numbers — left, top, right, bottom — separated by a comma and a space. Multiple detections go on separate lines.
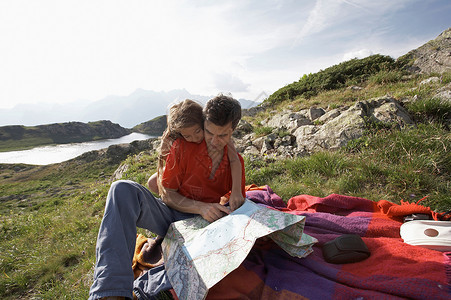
203, 120, 233, 152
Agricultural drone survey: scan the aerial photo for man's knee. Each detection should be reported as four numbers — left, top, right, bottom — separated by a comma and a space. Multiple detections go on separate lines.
110, 180, 133, 192
108, 180, 140, 207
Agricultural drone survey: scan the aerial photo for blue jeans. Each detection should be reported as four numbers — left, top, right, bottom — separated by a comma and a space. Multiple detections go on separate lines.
88, 180, 195, 300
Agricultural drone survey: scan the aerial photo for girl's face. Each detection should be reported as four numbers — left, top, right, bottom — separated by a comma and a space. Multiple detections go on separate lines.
179, 124, 204, 144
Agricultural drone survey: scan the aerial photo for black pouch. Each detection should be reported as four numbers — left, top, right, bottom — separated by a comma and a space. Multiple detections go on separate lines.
322, 234, 370, 264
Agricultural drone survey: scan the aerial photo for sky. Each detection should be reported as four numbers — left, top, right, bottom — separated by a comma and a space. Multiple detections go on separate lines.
0, 0, 450, 109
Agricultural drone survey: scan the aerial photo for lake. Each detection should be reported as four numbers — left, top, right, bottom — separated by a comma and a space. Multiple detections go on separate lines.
0, 132, 157, 165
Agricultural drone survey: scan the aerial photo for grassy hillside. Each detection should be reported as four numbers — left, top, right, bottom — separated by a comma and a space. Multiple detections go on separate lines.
132, 115, 167, 136
0, 61, 450, 299
0, 152, 158, 299
265, 54, 401, 105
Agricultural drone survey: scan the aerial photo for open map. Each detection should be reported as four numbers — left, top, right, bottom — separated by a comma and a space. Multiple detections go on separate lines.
161, 199, 317, 300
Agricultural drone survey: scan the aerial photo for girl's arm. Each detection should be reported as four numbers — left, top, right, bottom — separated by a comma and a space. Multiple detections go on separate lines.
227, 140, 245, 211
147, 172, 158, 194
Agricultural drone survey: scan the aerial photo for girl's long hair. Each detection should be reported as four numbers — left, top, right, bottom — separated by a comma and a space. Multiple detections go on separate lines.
156, 99, 204, 195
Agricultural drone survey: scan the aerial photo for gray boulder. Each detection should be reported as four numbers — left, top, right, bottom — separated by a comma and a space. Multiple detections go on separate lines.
261, 110, 312, 133
241, 96, 415, 158
294, 96, 414, 152
400, 27, 451, 74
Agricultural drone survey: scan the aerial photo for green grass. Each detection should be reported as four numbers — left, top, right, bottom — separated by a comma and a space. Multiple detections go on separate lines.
0, 137, 55, 152
0, 151, 161, 299
0, 160, 112, 299
406, 96, 451, 125
245, 122, 450, 209
367, 69, 407, 85
0, 71, 450, 299
253, 126, 274, 137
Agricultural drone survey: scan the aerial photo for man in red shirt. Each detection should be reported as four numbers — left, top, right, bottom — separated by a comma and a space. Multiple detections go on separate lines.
89, 95, 245, 300
161, 96, 245, 222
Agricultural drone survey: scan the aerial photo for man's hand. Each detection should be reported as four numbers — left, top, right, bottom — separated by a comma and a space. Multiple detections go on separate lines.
199, 203, 231, 223
228, 191, 245, 211
163, 188, 232, 223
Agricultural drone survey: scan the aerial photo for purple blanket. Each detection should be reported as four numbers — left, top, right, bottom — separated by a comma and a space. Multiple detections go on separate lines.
206, 186, 450, 299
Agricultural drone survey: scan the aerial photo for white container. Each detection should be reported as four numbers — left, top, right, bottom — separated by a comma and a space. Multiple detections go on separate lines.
400, 220, 451, 251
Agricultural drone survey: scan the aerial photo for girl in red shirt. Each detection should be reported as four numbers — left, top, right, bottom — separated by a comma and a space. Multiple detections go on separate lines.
147, 99, 244, 211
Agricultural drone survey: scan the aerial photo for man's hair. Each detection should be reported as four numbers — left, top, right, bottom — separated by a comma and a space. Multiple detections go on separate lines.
203, 94, 242, 129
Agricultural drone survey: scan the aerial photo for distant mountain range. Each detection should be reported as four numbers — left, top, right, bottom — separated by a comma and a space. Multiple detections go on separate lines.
0, 89, 262, 128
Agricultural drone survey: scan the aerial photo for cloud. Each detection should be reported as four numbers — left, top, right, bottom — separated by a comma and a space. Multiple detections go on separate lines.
293, 0, 333, 45
291, 0, 417, 48
342, 49, 374, 61
0, 0, 448, 110
212, 72, 251, 93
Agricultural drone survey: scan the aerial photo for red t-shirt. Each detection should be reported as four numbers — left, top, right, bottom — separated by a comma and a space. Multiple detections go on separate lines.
161, 139, 245, 203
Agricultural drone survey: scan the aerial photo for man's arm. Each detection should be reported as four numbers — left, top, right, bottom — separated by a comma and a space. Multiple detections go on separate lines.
162, 188, 231, 223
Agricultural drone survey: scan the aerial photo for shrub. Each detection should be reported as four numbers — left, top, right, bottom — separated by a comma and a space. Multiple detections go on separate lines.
368, 69, 406, 85
266, 54, 398, 105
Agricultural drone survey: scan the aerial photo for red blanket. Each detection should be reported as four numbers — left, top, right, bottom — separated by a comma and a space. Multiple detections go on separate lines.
207, 187, 450, 299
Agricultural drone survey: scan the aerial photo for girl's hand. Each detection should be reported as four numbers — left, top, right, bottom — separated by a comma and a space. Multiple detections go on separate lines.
219, 196, 229, 205
228, 191, 245, 211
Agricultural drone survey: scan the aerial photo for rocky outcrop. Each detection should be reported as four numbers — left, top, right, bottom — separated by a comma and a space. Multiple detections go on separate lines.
434, 82, 451, 104
110, 139, 161, 180
234, 96, 414, 159
133, 115, 167, 136
399, 27, 451, 74
0, 120, 131, 149
70, 138, 158, 165
46, 120, 131, 143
